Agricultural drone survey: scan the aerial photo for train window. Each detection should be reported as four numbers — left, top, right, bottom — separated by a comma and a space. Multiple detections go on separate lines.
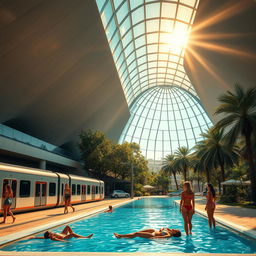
19, 180, 31, 197
87, 185, 91, 195
77, 184, 81, 195
96, 186, 98, 194
49, 183, 56, 196
61, 184, 64, 196
72, 184, 76, 195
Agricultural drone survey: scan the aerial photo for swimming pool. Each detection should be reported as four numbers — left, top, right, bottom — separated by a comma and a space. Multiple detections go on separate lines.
2, 197, 256, 253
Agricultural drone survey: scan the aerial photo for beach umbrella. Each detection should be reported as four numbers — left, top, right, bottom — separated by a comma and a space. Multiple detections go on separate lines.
221, 179, 242, 185
143, 185, 154, 189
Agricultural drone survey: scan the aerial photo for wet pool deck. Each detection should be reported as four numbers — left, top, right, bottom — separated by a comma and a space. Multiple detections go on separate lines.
0, 196, 255, 256
175, 198, 256, 239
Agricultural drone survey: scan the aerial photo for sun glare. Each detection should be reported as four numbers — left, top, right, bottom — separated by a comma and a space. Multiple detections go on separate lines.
171, 29, 189, 48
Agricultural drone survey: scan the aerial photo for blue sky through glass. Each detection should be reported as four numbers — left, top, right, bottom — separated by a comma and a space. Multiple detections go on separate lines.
119, 86, 211, 160
96, 0, 213, 162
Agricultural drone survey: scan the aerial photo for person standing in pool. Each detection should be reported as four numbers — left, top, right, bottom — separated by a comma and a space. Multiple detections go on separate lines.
205, 183, 216, 228
32, 225, 93, 241
64, 183, 75, 214
104, 205, 113, 212
1, 184, 16, 224
180, 181, 195, 235
114, 228, 181, 239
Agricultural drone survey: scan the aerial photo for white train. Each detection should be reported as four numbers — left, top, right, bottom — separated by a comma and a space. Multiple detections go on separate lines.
0, 162, 104, 213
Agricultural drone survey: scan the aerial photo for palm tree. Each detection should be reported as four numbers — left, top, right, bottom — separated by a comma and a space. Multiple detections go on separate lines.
194, 141, 212, 183
214, 84, 256, 202
173, 147, 191, 181
199, 128, 240, 191
190, 155, 205, 192
162, 154, 179, 190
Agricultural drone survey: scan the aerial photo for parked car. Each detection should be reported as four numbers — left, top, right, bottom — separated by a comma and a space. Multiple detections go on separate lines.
111, 190, 130, 198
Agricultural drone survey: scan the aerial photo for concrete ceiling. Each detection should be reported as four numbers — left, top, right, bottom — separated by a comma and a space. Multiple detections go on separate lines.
184, 0, 256, 122
0, 0, 255, 151
0, 0, 130, 148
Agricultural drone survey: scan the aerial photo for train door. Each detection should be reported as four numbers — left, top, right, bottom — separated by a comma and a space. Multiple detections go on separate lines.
92, 185, 95, 200
81, 185, 86, 201
100, 184, 104, 199
2, 179, 17, 209
35, 182, 47, 207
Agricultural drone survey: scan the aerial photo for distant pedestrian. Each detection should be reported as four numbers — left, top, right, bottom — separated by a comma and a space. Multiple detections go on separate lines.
205, 184, 216, 228
1, 184, 16, 224
104, 205, 113, 213
64, 183, 75, 214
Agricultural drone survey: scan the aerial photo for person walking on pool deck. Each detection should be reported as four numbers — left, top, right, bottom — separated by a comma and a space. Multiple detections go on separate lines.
180, 181, 195, 235
32, 225, 93, 241
1, 184, 16, 224
114, 228, 181, 239
64, 183, 75, 214
205, 183, 216, 228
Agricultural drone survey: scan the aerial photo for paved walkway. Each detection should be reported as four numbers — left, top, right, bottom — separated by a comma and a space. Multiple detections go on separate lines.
0, 198, 131, 245
195, 199, 256, 230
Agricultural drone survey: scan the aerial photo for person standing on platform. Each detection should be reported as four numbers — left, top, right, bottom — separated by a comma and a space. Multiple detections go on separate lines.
1, 184, 16, 224
64, 183, 75, 214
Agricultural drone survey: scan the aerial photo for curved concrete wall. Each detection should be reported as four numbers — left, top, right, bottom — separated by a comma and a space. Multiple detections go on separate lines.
184, 0, 256, 122
0, 0, 130, 148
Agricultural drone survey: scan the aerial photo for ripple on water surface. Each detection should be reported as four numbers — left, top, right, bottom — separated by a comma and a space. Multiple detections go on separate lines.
2, 198, 256, 253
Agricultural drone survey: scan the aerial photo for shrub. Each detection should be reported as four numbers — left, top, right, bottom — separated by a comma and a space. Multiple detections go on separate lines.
134, 190, 143, 197
219, 186, 238, 203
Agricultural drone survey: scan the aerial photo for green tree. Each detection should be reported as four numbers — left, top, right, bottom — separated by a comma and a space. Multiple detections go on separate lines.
153, 170, 170, 194
194, 140, 212, 183
214, 85, 256, 202
79, 130, 113, 177
198, 128, 240, 191
162, 154, 179, 190
190, 155, 205, 192
173, 146, 192, 181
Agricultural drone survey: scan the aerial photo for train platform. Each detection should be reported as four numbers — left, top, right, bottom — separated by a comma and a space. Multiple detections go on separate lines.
0, 197, 132, 246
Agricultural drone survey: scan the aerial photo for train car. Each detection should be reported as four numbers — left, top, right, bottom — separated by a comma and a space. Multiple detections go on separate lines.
68, 174, 104, 204
0, 162, 104, 214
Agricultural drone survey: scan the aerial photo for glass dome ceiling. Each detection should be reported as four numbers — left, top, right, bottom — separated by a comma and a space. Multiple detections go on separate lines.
96, 0, 213, 162
119, 86, 212, 160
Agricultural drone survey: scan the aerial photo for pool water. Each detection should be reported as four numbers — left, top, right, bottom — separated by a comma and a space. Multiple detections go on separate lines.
2, 197, 256, 253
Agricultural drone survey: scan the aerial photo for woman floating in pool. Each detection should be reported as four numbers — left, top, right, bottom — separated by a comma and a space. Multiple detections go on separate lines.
114, 228, 181, 239
1, 184, 16, 224
32, 225, 93, 241
180, 181, 195, 235
64, 183, 75, 214
205, 183, 216, 228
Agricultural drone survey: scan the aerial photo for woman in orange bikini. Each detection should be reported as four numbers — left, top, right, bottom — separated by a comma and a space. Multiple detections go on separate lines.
205, 183, 216, 228
180, 181, 195, 235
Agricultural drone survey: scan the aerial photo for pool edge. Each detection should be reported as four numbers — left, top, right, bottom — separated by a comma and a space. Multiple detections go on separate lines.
0, 199, 135, 247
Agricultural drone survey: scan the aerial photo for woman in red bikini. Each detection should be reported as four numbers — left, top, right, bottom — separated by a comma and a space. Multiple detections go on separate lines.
180, 181, 195, 235
205, 183, 216, 228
